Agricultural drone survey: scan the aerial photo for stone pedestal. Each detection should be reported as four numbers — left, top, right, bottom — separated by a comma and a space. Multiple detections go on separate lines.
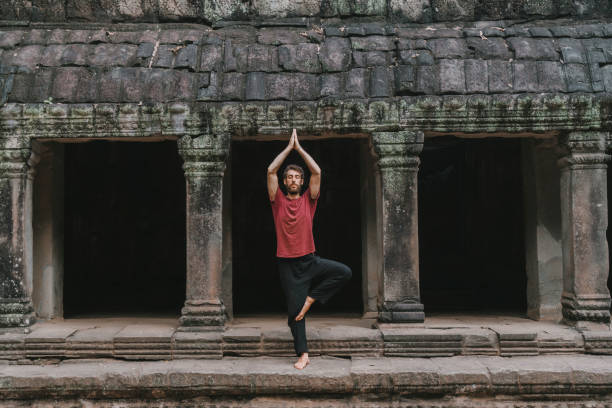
177, 133, 229, 331
371, 131, 425, 323
558, 132, 611, 325
0, 144, 38, 327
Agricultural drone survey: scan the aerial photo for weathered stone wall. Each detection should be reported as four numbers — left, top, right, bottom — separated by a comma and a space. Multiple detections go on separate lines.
1, 0, 611, 24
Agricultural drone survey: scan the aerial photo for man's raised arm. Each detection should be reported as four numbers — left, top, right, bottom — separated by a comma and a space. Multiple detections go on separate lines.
267, 130, 295, 201
294, 132, 321, 200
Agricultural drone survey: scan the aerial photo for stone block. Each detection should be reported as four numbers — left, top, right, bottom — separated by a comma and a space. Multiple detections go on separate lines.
22, 29, 49, 45
292, 73, 319, 100
439, 59, 465, 94
602, 65, 612, 93
278, 43, 320, 73
394, 65, 415, 94
537, 61, 566, 92
529, 27, 553, 37
363, 51, 388, 66
467, 37, 512, 59
320, 37, 351, 72
224, 43, 248, 72
200, 45, 223, 71
513, 61, 538, 92
113, 324, 174, 360
558, 38, 586, 64
245, 72, 266, 100
137, 42, 155, 58
464, 59, 488, 93
0, 31, 24, 48
51, 67, 89, 102
197, 71, 218, 100
66, 326, 121, 359
39, 44, 64, 66
31, 0, 66, 22
152, 44, 175, 68
173, 332, 222, 359
431, 0, 476, 21
221, 72, 245, 100
345, 68, 367, 97
73, 68, 97, 102
257, 28, 305, 45
352, 51, 365, 67
159, 29, 203, 45
369, 66, 393, 97
0, 332, 25, 360
60, 44, 90, 66
508, 38, 558, 60
265, 73, 292, 100
98, 68, 125, 102
351, 36, 395, 51
389, 0, 430, 22
6, 73, 30, 102
415, 65, 438, 94
223, 327, 261, 356
175, 44, 198, 70
432, 357, 490, 385
261, 327, 294, 355
5, 45, 43, 72
29, 69, 53, 102
89, 44, 137, 67
25, 325, 77, 359
487, 60, 512, 93
248, 44, 279, 72
564, 63, 592, 92
320, 73, 342, 97
428, 38, 470, 59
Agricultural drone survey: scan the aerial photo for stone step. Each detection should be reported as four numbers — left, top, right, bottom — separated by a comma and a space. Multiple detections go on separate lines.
0, 355, 611, 404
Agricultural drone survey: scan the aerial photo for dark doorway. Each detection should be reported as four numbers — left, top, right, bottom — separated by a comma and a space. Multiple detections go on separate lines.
231, 139, 363, 315
63, 141, 186, 316
418, 137, 527, 313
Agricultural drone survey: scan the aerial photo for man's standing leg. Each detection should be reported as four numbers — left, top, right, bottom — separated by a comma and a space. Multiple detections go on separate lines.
278, 258, 310, 359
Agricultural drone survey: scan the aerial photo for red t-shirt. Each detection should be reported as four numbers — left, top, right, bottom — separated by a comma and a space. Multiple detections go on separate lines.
270, 187, 318, 258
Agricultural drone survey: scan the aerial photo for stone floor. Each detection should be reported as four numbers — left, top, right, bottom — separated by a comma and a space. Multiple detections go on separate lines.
1, 313, 611, 362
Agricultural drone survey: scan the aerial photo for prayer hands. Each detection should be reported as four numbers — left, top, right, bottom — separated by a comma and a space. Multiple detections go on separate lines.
289, 128, 302, 151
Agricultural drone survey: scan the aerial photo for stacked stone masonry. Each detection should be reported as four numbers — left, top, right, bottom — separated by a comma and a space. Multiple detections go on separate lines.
2, 20, 612, 106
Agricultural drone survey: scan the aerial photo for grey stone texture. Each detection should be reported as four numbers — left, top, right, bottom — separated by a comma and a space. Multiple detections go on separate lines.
2, 19, 609, 105
1, 355, 612, 405
2, 0, 611, 23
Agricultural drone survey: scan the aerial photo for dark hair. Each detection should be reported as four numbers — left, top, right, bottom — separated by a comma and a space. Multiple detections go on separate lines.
282, 164, 304, 180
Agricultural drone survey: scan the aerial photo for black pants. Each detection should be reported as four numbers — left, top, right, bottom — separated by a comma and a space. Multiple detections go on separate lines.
278, 253, 352, 356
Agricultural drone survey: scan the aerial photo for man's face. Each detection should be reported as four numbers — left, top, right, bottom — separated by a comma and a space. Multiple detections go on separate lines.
284, 170, 303, 194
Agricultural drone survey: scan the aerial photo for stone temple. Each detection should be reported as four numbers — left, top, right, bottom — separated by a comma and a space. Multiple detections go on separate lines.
1, 0, 612, 407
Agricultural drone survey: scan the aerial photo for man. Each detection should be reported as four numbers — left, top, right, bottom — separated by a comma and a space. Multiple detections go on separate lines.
267, 129, 352, 370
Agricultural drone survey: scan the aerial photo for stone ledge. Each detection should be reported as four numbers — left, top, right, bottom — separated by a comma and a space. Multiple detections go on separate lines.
1, 95, 610, 141
0, 355, 612, 400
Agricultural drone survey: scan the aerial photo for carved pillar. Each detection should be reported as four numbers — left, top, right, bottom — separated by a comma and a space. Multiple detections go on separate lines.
0, 142, 38, 327
371, 130, 425, 323
558, 131, 611, 325
177, 132, 229, 330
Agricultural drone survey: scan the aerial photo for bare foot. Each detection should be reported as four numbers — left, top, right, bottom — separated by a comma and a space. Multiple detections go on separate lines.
295, 296, 315, 321
294, 353, 310, 370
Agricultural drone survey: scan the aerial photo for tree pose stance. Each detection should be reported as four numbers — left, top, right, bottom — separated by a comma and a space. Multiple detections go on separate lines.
267, 129, 352, 370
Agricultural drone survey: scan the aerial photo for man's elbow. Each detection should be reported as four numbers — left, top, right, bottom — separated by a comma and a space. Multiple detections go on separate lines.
267, 167, 277, 176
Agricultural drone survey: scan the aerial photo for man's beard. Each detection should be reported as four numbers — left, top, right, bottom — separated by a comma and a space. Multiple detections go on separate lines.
287, 184, 301, 195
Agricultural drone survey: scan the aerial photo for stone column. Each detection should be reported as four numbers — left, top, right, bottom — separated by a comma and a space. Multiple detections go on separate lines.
177, 132, 229, 330
371, 130, 425, 323
558, 131, 611, 325
0, 142, 38, 327
521, 139, 563, 321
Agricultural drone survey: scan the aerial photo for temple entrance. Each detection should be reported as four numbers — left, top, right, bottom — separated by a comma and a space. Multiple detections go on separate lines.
418, 137, 527, 313
231, 139, 363, 316
62, 141, 186, 317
